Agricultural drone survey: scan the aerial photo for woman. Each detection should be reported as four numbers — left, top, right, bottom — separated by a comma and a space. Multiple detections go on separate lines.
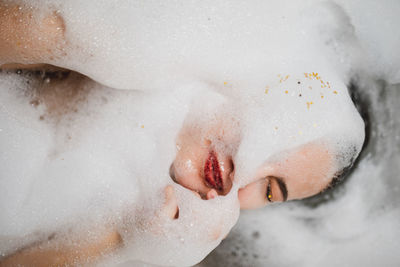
0, 1, 365, 266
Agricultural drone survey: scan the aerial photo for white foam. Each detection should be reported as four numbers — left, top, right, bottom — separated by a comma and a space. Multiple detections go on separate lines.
117, 184, 239, 267
2, 0, 390, 266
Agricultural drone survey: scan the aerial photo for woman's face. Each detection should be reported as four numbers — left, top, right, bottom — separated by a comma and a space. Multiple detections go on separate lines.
169, 76, 364, 210
171, 116, 336, 210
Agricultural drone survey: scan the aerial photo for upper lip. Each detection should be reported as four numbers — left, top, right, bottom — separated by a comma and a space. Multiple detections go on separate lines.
204, 150, 224, 191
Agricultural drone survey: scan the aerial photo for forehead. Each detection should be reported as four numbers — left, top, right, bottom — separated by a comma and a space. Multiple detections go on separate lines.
226, 71, 364, 183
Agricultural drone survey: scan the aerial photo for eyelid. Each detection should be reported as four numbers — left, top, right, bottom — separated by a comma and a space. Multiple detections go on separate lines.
267, 176, 288, 202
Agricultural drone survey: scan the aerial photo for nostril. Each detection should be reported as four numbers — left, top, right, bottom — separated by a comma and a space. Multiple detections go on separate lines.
163, 185, 180, 220
174, 207, 179, 219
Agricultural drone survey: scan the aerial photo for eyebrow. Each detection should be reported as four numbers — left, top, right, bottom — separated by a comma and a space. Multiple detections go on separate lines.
274, 177, 288, 202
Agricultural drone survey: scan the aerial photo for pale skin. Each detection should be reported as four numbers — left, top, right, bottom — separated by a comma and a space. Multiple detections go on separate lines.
0, 2, 339, 266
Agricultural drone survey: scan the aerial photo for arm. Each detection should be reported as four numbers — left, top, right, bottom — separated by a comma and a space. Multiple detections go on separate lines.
0, 230, 122, 267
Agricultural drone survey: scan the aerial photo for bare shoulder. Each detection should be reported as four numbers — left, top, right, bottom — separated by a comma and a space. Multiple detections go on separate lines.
0, 2, 66, 66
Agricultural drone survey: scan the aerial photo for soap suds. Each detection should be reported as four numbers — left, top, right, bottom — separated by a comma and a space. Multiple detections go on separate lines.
1, 0, 398, 266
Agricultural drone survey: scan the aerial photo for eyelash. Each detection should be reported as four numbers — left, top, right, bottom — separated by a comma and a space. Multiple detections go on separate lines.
266, 180, 273, 202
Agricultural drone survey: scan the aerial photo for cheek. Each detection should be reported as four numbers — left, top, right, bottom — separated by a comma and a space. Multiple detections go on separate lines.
276, 144, 335, 199
238, 180, 267, 210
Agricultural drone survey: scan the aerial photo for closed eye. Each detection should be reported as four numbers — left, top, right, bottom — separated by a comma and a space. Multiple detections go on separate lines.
268, 176, 288, 202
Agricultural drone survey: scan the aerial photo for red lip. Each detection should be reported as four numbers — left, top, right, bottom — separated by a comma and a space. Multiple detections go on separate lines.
204, 150, 223, 191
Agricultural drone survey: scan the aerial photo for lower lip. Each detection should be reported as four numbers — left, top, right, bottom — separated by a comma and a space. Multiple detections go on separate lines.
204, 150, 223, 191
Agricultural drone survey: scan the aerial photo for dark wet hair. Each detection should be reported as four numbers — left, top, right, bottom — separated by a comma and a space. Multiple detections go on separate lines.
324, 155, 356, 192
